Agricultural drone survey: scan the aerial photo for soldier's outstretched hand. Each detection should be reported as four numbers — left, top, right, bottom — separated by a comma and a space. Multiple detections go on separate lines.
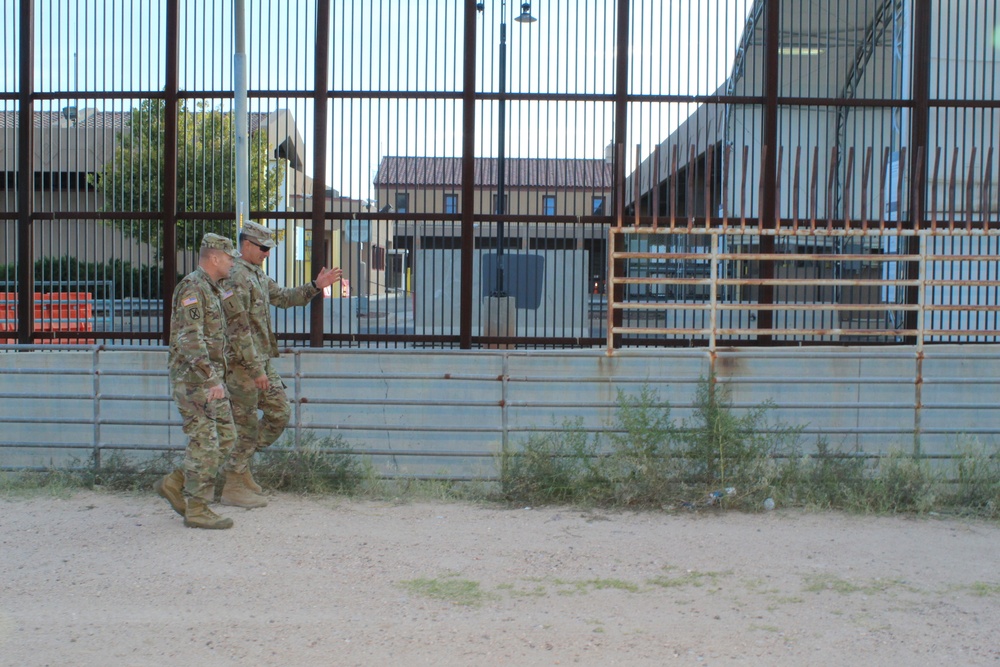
314, 266, 343, 290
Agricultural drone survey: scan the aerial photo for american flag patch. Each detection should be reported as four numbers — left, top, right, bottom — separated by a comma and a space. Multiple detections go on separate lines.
222, 290, 233, 299
182, 296, 199, 306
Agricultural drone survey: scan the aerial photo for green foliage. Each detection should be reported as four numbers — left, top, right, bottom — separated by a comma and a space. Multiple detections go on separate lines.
945, 441, 1000, 517
0, 256, 178, 299
681, 381, 798, 491
88, 99, 286, 254
602, 386, 683, 506
253, 433, 364, 494
400, 574, 494, 607
778, 438, 869, 509
859, 450, 938, 513
496, 380, 1000, 517
84, 451, 182, 492
0, 451, 179, 496
3, 416, 997, 519
498, 380, 804, 509
499, 417, 605, 505
0, 469, 84, 497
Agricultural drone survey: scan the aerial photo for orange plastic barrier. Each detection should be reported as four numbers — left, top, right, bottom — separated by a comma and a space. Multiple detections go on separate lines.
0, 292, 95, 344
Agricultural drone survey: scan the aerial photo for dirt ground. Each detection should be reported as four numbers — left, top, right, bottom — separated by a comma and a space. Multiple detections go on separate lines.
1, 491, 998, 667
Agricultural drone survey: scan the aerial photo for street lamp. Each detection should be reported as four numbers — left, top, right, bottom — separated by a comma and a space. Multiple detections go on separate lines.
480, 0, 536, 297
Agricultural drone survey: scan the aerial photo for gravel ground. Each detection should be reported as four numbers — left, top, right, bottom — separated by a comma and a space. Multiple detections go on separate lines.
1, 491, 998, 666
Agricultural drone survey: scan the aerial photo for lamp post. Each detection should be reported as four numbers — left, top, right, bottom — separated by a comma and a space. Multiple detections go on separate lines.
481, 0, 535, 297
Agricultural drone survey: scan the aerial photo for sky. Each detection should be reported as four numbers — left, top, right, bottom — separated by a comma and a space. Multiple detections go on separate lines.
2, 0, 753, 203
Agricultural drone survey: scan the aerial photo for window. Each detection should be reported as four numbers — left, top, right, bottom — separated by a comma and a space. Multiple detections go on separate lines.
395, 192, 409, 213
491, 193, 509, 214
542, 195, 556, 216
592, 196, 607, 215
444, 193, 458, 214
420, 235, 462, 249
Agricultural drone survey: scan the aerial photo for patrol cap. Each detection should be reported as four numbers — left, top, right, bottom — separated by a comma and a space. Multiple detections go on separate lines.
241, 221, 277, 248
201, 233, 240, 257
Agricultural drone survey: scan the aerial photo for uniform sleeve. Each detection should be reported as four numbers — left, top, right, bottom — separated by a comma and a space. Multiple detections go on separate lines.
221, 287, 265, 378
266, 276, 321, 309
172, 283, 222, 387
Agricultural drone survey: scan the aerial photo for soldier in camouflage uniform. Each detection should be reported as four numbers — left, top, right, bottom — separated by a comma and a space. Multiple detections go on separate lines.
218, 221, 343, 507
154, 233, 256, 529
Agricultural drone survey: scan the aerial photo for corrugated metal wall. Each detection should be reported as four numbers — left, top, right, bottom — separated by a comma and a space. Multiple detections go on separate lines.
2, 346, 996, 477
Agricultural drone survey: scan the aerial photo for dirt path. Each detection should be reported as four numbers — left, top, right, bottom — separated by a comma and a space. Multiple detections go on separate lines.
1, 491, 998, 666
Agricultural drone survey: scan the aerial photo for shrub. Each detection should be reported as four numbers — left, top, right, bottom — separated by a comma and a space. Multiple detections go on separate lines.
499, 417, 605, 505
946, 440, 1000, 517
778, 438, 869, 509
602, 385, 683, 506
858, 449, 938, 513
678, 379, 801, 508
253, 433, 364, 494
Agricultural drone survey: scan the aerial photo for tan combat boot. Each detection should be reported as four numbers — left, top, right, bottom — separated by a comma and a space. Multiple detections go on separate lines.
154, 468, 186, 517
241, 468, 263, 495
184, 498, 234, 530
220, 471, 268, 509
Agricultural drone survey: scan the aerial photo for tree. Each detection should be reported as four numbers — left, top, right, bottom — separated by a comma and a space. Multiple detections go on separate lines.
90, 99, 286, 254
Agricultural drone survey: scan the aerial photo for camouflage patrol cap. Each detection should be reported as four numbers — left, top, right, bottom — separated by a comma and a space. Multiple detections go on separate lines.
241, 221, 277, 248
201, 233, 240, 257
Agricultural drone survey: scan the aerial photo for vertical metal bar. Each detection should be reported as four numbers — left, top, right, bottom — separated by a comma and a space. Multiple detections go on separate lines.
843, 147, 854, 230
670, 144, 678, 230
740, 145, 748, 231
652, 144, 660, 230
930, 147, 941, 231
16, 0, 34, 345
635, 144, 642, 227
904, 0, 932, 341
495, 8, 508, 295
687, 144, 695, 229
500, 350, 509, 458
809, 146, 819, 231
983, 147, 994, 231
234, 0, 249, 231
964, 148, 977, 231
310, 0, 332, 347
709, 233, 719, 352
610, 0, 630, 352
792, 146, 801, 230
756, 0, 780, 342
913, 233, 927, 455
93, 347, 101, 468
861, 147, 873, 231
722, 144, 731, 230
460, 0, 478, 349
161, 0, 180, 345
947, 147, 959, 230
606, 228, 615, 355
774, 146, 783, 231
826, 146, 839, 230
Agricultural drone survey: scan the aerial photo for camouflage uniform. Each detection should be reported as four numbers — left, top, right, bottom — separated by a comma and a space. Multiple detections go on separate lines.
224, 256, 322, 474
169, 266, 255, 503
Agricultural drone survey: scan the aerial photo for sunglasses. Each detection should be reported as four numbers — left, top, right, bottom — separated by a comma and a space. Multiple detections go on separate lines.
250, 241, 271, 252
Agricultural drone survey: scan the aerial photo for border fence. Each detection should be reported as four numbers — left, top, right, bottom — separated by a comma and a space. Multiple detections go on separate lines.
2, 0, 998, 350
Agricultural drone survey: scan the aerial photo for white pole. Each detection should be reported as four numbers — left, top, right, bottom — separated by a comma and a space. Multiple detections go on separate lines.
234, 0, 250, 233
